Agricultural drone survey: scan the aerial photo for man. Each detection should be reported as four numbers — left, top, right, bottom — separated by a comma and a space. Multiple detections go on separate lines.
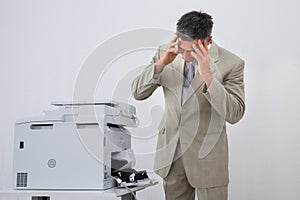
132, 11, 245, 200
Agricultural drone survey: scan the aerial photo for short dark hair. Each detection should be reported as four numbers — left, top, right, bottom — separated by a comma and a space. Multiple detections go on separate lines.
176, 11, 213, 41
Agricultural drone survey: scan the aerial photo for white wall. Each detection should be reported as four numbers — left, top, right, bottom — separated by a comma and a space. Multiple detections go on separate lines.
1, 0, 300, 199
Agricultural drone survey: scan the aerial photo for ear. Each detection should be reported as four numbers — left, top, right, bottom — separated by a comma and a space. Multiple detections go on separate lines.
206, 36, 213, 45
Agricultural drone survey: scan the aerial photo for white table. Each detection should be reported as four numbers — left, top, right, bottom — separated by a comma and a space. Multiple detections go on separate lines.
0, 181, 158, 200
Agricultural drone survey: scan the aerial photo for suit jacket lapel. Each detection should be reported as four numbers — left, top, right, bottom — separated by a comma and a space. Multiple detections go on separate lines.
182, 41, 220, 105
172, 55, 185, 105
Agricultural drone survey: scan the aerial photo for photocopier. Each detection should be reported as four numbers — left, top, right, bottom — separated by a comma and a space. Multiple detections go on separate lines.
12, 101, 153, 191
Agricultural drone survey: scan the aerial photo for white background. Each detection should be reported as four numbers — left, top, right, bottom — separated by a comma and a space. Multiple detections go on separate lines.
1, 0, 300, 199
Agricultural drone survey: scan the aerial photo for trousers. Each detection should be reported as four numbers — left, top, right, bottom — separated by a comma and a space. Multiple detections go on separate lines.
163, 143, 228, 200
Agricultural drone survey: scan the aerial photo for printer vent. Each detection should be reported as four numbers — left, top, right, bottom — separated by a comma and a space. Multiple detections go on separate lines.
16, 172, 28, 187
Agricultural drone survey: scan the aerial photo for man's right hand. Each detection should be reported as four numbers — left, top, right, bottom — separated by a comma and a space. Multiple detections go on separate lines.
154, 35, 179, 73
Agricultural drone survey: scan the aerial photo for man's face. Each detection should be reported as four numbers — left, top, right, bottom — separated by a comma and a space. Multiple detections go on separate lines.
177, 37, 198, 62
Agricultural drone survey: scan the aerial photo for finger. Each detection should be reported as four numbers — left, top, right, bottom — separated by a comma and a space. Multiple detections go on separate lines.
171, 35, 179, 43
194, 42, 208, 59
197, 40, 208, 54
167, 47, 179, 54
169, 41, 178, 48
192, 44, 205, 59
191, 51, 200, 61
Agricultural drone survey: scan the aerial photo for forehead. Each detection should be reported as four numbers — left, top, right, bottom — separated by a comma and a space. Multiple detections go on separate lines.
178, 37, 197, 50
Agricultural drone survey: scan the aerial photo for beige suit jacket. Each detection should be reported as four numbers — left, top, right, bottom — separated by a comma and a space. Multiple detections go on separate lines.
131, 41, 245, 188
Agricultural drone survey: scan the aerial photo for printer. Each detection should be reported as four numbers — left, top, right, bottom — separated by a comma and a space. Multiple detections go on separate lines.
12, 101, 146, 190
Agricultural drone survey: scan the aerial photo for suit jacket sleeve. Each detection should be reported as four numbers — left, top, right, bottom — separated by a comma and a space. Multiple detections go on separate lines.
202, 58, 245, 124
131, 46, 163, 100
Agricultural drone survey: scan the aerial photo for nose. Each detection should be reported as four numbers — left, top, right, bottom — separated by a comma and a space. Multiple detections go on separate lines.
181, 51, 189, 60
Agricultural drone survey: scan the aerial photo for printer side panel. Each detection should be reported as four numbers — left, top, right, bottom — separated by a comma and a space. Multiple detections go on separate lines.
12, 122, 114, 190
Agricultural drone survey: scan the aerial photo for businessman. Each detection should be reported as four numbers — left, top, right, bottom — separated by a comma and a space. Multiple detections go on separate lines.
132, 11, 245, 200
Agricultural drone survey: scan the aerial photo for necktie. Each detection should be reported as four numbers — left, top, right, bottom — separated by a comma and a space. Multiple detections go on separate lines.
184, 62, 195, 86
182, 62, 195, 104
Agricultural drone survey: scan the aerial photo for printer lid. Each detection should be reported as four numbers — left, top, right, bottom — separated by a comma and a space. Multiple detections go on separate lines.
16, 101, 137, 126
51, 100, 117, 107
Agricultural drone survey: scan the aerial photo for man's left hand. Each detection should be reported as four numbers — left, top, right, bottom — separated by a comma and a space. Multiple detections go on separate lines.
191, 40, 213, 88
